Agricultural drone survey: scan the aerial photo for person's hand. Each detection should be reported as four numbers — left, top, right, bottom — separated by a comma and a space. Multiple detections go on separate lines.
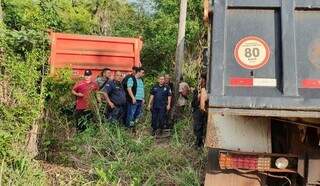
77, 93, 84, 97
201, 107, 207, 113
166, 104, 171, 111
132, 98, 137, 104
147, 104, 152, 111
142, 99, 145, 105
109, 101, 115, 109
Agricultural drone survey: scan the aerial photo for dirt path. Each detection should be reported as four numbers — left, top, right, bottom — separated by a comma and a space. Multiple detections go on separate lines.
39, 160, 91, 186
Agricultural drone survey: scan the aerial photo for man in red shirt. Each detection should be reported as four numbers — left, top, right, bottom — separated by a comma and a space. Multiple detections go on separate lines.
72, 69, 98, 132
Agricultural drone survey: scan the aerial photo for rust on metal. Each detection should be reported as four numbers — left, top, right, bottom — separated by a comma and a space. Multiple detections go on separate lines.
204, 173, 263, 186
205, 112, 220, 149
307, 158, 320, 185
211, 108, 320, 118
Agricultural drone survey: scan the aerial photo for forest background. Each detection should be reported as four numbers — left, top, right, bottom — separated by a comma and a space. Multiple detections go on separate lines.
0, 0, 206, 185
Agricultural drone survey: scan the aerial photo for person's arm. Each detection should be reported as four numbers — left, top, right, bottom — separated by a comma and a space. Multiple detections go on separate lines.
72, 84, 83, 97
127, 78, 136, 104
148, 95, 154, 111
127, 88, 136, 104
142, 81, 145, 104
102, 83, 115, 108
200, 88, 208, 112
167, 96, 172, 111
103, 92, 115, 108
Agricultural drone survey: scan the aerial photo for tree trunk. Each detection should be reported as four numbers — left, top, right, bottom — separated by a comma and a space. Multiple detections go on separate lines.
173, 0, 188, 116
0, 0, 3, 22
26, 123, 39, 158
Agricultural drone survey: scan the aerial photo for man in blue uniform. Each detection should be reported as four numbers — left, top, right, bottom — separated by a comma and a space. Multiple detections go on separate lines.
148, 75, 172, 135
102, 71, 126, 124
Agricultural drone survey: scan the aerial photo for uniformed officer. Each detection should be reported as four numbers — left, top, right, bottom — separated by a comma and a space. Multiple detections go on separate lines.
148, 75, 172, 135
102, 71, 127, 124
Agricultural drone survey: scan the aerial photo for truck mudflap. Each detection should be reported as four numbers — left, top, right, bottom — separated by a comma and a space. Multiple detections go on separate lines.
207, 148, 320, 185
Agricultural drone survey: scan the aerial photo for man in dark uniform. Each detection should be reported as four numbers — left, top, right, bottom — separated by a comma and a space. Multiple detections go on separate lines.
164, 74, 174, 129
148, 75, 172, 135
164, 74, 174, 93
102, 71, 126, 124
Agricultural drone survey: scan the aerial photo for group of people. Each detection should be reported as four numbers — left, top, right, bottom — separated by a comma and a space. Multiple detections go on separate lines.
71, 67, 208, 147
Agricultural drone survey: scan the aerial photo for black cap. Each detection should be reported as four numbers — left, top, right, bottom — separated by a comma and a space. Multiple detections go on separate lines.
84, 69, 92, 76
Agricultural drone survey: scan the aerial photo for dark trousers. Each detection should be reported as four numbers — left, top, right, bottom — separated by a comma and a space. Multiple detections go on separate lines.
75, 110, 93, 132
107, 105, 126, 124
193, 108, 207, 147
151, 107, 166, 131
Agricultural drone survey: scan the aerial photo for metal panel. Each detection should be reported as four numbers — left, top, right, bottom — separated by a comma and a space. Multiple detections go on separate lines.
282, 0, 299, 96
211, 108, 320, 118
211, 0, 226, 96
209, 0, 320, 112
227, 0, 281, 8
204, 173, 263, 186
296, 0, 320, 9
308, 157, 320, 185
205, 112, 272, 153
224, 9, 282, 98
49, 32, 142, 77
295, 10, 320, 98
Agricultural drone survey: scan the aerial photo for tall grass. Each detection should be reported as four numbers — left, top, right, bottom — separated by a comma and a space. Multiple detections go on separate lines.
39, 70, 205, 185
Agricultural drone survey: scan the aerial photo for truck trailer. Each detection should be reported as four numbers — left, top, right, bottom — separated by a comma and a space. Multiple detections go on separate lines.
204, 0, 320, 185
49, 32, 143, 77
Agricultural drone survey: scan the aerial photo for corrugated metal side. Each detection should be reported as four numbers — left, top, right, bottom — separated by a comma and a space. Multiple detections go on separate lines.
49, 32, 142, 77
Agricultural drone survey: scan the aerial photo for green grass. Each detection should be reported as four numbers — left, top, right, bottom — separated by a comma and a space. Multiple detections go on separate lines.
39, 108, 205, 185
36, 68, 205, 185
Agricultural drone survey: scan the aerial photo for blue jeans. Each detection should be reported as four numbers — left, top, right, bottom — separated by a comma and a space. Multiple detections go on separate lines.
126, 102, 137, 128
134, 100, 143, 121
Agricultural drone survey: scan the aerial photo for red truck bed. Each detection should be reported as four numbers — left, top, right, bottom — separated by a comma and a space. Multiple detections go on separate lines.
49, 32, 143, 77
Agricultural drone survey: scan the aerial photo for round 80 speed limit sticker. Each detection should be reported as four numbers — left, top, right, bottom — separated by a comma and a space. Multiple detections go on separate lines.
234, 36, 271, 70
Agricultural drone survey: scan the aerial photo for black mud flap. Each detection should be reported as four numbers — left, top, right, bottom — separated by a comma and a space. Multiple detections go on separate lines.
207, 148, 220, 172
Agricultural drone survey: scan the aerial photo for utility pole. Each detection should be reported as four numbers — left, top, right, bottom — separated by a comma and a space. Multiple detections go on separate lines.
174, 0, 188, 105
0, 0, 3, 22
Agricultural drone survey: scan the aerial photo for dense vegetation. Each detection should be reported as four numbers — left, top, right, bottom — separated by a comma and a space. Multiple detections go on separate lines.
0, 0, 205, 185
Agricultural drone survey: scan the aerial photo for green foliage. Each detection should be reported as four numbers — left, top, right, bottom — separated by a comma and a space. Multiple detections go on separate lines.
0, 33, 47, 185
1, 0, 205, 184
40, 73, 204, 185
2, 0, 98, 34
62, 122, 202, 185
141, 0, 205, 72
0, 156, 46, 186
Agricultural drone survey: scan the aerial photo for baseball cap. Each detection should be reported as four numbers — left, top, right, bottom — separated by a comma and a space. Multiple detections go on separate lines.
84, 69, 92, 76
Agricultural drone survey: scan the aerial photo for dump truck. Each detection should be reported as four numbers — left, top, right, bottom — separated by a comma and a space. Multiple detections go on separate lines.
49, 32, 143, 77
203, 0, 320, 185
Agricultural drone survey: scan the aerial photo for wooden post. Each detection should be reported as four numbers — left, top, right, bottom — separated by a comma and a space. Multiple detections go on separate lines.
174, 0, 188, 104
0, 0, 3, 22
